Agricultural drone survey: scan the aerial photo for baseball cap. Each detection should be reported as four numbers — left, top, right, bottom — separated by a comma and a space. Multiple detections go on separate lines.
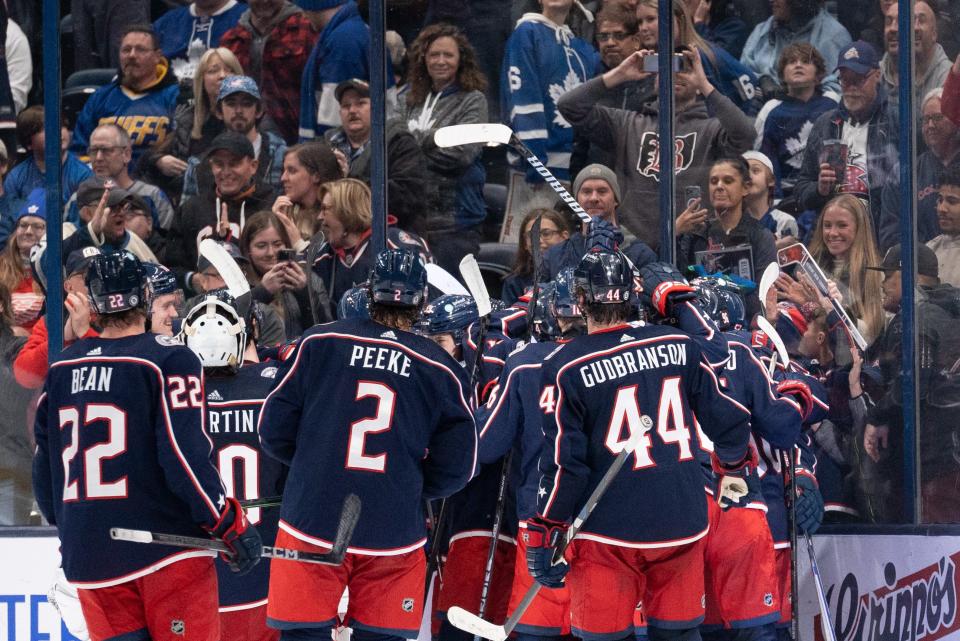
76, 178, 131, 209
217, 75, 262, 104
835, 40, 880, 75
16, 188, 47, 222
335, 78, 370, 102
197, 239, 249, 273
121, 193, 150, 215
867, 244, 939, 278
65, 246, 102, 277
573, 163, 621, 204
207, 131, 256, 159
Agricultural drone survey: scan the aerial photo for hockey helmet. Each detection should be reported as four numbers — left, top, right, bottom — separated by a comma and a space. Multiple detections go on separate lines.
143, 262, 180, 297
530, 282, 560, 341
416, 294, 479, 343
692, 277, 746, 330
369, 249, 428, 308
180, 289, 247, 370
574, 250, 633, 305
552, 268, 581, 318
86, 250, 147, 315
339, 286, 371, 320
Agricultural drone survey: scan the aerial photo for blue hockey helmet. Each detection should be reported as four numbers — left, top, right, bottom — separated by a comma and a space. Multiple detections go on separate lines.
142, 262, 180, 296
692, 277, 745, 330
553, 268, 581, 318
574, 250, 633, 305
339, 286, 371, 320
86, 250, 147, 315
369, 249, 428, 308
531, 282, 560, 341
416, 294, 479, 343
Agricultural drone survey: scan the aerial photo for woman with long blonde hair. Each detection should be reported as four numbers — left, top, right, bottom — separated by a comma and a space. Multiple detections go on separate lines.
808, 194, 885, 344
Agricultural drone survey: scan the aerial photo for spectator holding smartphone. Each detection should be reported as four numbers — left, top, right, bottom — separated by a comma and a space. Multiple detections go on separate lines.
240, 210, 315, 339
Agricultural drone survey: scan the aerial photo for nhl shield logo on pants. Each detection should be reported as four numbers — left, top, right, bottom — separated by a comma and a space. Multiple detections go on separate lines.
171, 619, 185, 636
402, 598, 415, 612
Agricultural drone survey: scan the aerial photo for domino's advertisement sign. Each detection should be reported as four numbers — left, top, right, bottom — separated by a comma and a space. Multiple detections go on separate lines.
0, 535, 81, 641
799, 535, 960, 641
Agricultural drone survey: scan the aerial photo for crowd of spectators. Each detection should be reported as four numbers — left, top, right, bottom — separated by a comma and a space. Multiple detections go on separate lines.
0, 0, 958, 526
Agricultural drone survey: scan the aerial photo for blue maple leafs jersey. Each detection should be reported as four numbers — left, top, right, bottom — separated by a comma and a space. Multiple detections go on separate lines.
32, 333, 227, 587
537, 323, 751, 546
205, 362, 285, 610
259, 318, 477, 554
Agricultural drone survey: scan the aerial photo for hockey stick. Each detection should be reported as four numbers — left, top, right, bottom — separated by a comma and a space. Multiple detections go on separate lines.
427, 263, 471, 296
199, 238, 250, 298
112, 493, 361, 566
805, 532, 838, 641
434, 125, 592, 227
448, 418, 651, 641
756, 316, 789, 376
788, 449, 801, 641
523, 216, 544, 343
239, 496, 281, 509
758, 263, 780, 317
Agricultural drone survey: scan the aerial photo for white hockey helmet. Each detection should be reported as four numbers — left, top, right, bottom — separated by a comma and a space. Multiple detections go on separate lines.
180, 291, 247, 369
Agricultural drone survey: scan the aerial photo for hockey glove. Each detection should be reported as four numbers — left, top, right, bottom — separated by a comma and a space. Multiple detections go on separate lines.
524, 516, 569, 589
711, 445, 760, 510
776, 377, 815, 422
794, 474, 824, 534
587, 217, 623, 252
639, 262, 696, 317
208, 497, 262, 575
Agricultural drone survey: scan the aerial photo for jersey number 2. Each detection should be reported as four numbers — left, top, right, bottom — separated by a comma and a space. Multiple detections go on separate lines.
59, 405, 128, 501
605, 377, 693, 469
346, 382, 395, 473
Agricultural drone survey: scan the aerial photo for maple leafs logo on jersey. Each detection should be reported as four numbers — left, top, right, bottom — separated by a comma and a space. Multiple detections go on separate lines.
785, 121, 814, 169
548, 69, 583, 128
636, 131, 697, 180
207, 390, 224, 401
86, 347, 102, 356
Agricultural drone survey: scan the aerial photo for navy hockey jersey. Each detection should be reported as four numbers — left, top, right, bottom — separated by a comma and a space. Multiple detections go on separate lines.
259, 318, 477, 554
537, 324, 751, 545
501, 14, 600, 182
32, 333, 226, 587
478, 340, 559, 521
206, 362, 285, 610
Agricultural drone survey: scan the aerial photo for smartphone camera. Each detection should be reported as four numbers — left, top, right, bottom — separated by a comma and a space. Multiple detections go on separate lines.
277, 248, 296, 263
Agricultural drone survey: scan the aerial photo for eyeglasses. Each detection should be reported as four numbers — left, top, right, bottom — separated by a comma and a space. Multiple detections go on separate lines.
922, 113, 947, 125
596, 31, 633, 42
539, 228, 562, 240
838, 70, 875, 88
17, 221, 46, 232
88, 145, 125, 156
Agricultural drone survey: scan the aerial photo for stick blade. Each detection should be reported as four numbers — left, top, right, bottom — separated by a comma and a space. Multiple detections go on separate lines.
434, 124, 512, 149
426, 263, 470, 296
328, 494, 362, 561
459, 255, 492, 317
446, 606, 508, 641
756, 316, 789, 368
758, 263, 779, 315
199, 238, 250, 298
110, 528, 154, 544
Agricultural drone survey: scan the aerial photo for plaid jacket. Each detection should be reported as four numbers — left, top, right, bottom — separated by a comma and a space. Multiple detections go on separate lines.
221, 7, 319, 144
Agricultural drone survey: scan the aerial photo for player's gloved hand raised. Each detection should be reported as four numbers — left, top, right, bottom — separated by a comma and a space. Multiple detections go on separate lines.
711, 445, 760, 510
208, 497, 262, 575
639, 262, 696, 317
587, 217, 623, 252
776, 375, 815, 422
794, 474, 824, 534
524, 516, 569, 588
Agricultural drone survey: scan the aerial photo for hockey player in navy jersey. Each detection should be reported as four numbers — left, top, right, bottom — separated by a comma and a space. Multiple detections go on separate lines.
181, 290, 285, 641
528, 250, 754, 641
259, 248, 477, 640
476, 270, 585, 641
32, 250, 262, 641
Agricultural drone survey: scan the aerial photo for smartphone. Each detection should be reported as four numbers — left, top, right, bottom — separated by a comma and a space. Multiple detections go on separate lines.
642, 53, 683, 73
684, 185, 701, 209
777, 243, 804, 279
277, 248, 296, 263
818, 139, 848, 184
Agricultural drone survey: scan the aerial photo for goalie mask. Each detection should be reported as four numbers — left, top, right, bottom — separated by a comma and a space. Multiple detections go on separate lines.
180, 291, 247, 370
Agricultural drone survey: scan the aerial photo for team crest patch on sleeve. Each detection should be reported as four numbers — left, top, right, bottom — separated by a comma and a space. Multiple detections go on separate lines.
155, 334, 181, 347
401, 597, 415, 612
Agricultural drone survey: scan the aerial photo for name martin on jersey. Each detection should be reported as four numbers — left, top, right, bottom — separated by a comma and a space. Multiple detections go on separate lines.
71, 366, 114, 393
348, 345, 412, 378
579, 342, 688, 388
208, 408, 256, 433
